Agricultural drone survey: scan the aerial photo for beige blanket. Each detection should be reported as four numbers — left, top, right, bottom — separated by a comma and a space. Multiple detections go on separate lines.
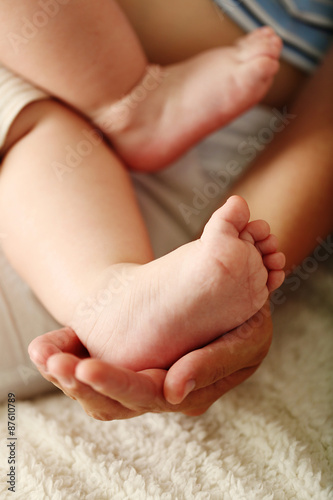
0, 252, 332, 499
0, 107, 332, 499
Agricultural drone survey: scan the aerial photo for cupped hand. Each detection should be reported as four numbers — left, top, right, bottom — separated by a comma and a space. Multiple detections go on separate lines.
28, 303, 273, 420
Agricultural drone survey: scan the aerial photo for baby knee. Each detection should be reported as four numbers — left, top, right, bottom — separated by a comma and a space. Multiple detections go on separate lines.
1, 98, 56, 156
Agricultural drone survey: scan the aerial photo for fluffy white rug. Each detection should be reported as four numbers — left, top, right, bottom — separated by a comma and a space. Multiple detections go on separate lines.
1, 107, 332, 499
0, 251, 332, 500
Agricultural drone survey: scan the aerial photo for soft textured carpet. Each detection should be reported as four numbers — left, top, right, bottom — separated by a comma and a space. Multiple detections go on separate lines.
1, 252, 332, 499
0, 107, 332, 499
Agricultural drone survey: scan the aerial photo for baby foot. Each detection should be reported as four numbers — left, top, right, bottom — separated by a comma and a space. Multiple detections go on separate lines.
69, 196, 285, 371
92, 27, 282, 171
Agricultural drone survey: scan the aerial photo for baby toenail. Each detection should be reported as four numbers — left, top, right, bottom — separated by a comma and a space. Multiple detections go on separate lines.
261, 26, 274, 34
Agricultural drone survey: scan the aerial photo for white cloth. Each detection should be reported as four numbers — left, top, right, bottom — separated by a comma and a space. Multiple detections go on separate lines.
0, 104, 278, 401
0, 66, 47, 150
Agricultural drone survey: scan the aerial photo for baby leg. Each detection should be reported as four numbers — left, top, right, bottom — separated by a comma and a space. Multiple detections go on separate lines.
0, 99, 154, 325
69, 196, 285, 371
0, 2, 281, 171
0, 0, 147, 113
0, 100, 284, 373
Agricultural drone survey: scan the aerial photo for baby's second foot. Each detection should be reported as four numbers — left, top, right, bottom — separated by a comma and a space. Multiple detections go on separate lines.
92, 27, 282, 171
70, 196, 285, 371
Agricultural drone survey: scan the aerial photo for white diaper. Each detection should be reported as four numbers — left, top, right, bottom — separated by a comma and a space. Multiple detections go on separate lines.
0, 64, 276, 400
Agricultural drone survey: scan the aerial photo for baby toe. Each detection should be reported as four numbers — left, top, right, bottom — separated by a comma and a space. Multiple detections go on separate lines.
263, 251, 286, 270
240, 219, 271, 245
256, 234, 279, 255
267, 269, 286, 292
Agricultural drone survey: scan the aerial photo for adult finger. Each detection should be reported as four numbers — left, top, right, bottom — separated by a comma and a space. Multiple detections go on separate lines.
28, 327, 88, 368
180, 365, 259, 416
46, 353, 141, 420
164, 304, 272, 404
75, 359, 170, 413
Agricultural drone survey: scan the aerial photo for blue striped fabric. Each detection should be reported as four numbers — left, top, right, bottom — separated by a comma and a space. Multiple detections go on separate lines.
212, 0, 333, 72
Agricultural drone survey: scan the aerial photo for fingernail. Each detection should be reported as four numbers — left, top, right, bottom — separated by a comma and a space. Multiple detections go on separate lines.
183, 380, 196, 400
34, 363, 47, 373
89, 381, 104, 392
59, 376, 75, 389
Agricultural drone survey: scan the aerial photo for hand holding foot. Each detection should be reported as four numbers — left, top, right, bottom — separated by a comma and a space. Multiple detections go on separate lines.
28, 305, 274, 420
68, 196, 285, 372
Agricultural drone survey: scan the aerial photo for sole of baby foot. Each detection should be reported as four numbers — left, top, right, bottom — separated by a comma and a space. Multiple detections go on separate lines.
70, 196, 285, 371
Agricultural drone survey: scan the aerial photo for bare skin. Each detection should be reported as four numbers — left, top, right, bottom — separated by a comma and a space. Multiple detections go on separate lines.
116, 0, 307, 109
0, 0, 282, 171
69, 196, 284, 371
228, 46, 333, 273
0, 99, 284, 377
95, 29, 282, 170
29, 306, 273, 418
9, 0, 333, 417
0, 1, 285, 395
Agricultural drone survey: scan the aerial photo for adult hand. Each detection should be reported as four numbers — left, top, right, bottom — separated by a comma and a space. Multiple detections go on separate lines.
28, 303, 273, 420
